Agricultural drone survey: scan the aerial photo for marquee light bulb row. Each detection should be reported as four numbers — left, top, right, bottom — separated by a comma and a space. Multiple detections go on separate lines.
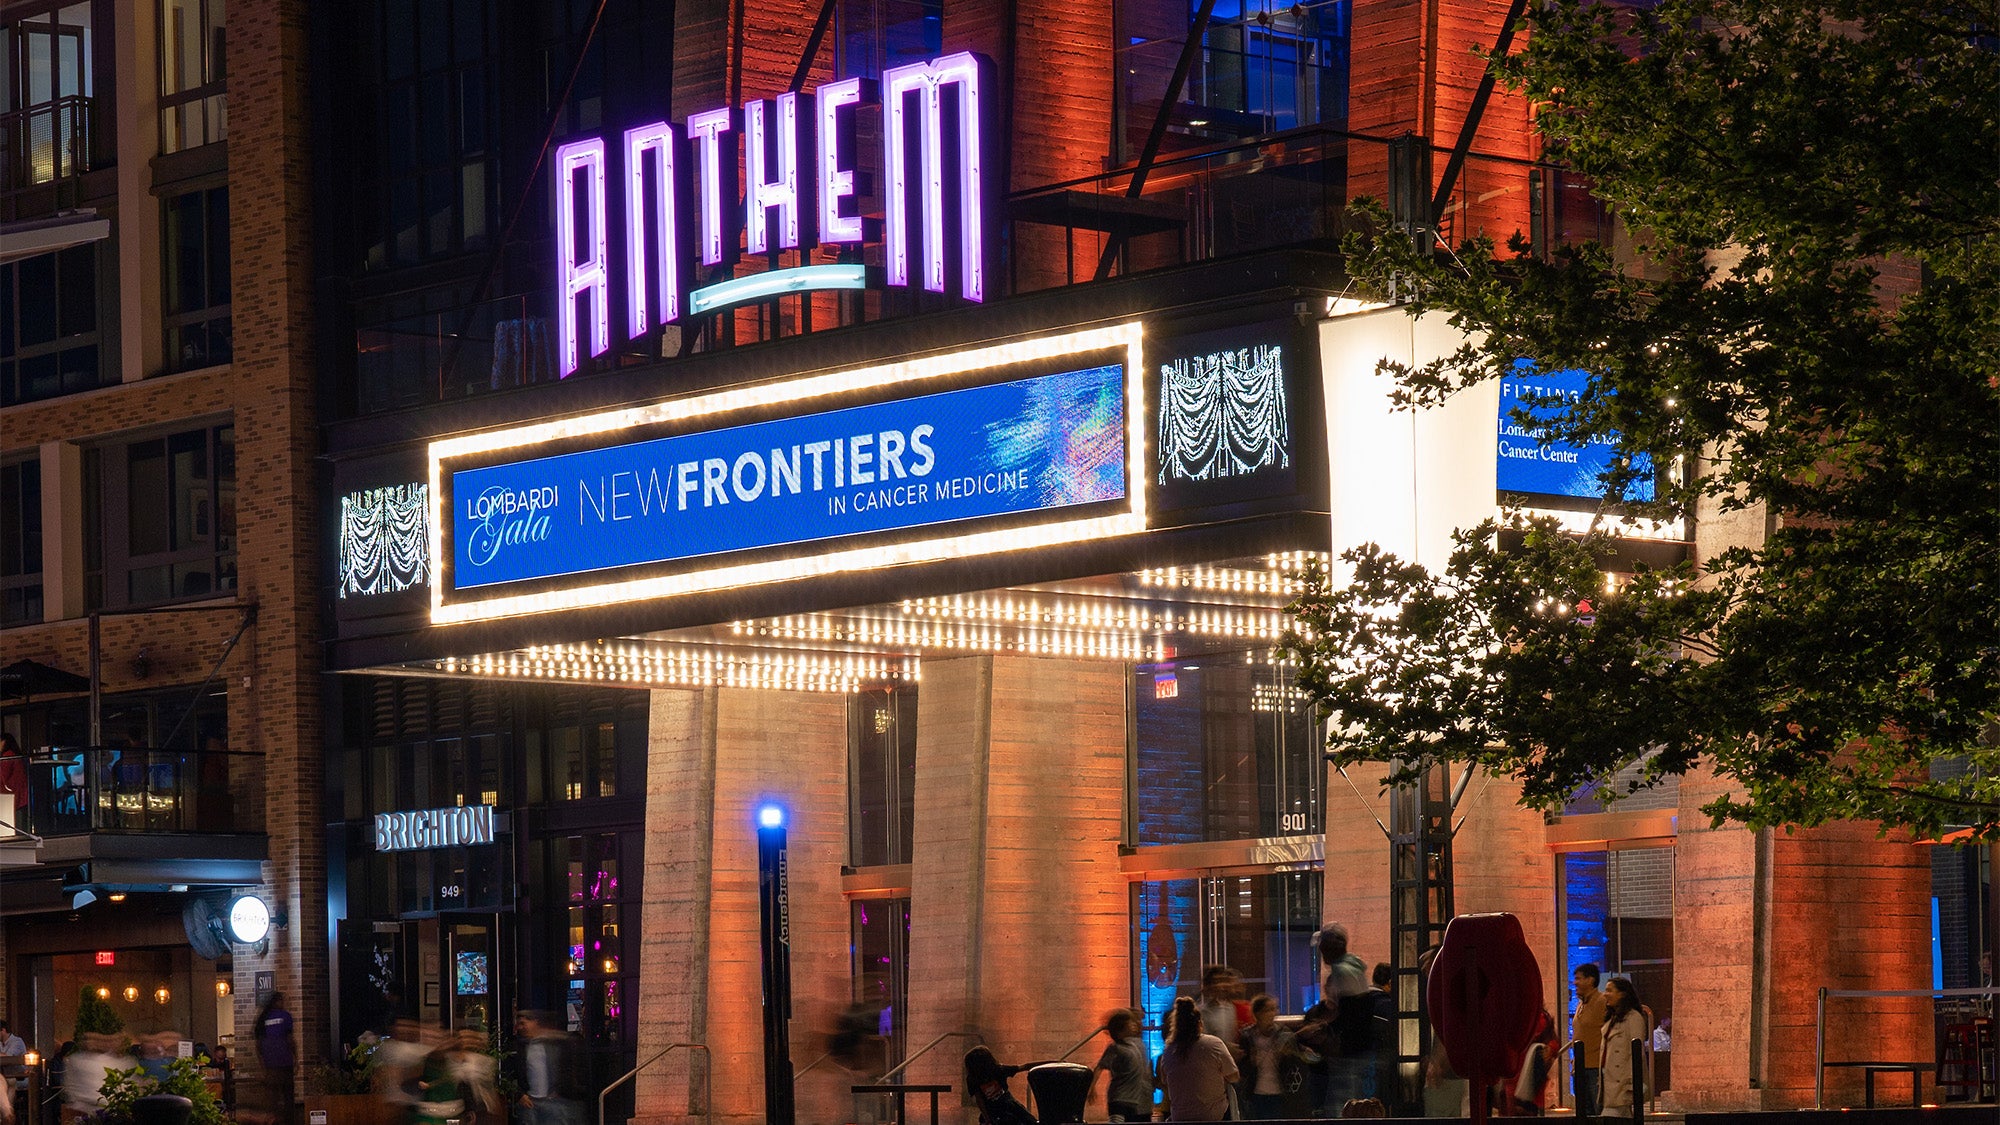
731, 616, 1170, 661
894, 595, 1292, 641
1136, 553, 1329, 596
438, 643, 916, 693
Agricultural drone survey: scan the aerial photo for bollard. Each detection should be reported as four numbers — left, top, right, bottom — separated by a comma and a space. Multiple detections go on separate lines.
1026, 1064, 1092, 1125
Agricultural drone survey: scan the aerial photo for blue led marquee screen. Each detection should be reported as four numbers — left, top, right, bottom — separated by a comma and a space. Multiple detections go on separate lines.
447, 363, 1128, 591
1496, 363, 1655, 501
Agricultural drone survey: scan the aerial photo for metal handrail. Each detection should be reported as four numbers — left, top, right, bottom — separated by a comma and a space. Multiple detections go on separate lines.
877, 1030, 983, 1083
1058, 1027, 1109, 1061
798, 1034, 891, 1080
599, 1042, 709, 1125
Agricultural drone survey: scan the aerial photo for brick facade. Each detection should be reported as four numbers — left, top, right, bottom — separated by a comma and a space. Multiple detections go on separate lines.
0, 0, 325, 1089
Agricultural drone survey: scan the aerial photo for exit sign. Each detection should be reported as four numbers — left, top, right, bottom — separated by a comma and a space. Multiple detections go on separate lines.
95, 951, 115, 966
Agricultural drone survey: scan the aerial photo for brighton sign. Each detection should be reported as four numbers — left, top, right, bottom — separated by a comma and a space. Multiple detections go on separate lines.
554, 51, 998, 376
374, 805, 498, 852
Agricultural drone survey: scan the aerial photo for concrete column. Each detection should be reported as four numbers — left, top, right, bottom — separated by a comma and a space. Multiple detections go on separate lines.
635, 687, 719, 1125
112, 0, 162, 383
38, 441, 86, 621
904, 655, 1129, 1103
1320, 770, 1392, 970
706, 687, 850, 1125
637, 685, 849, 1125
1452, 778, 1560, 1017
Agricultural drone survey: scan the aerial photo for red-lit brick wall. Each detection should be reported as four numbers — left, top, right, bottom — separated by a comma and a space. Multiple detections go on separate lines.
1347, 0, 1533, 246
1761, 823, 1933, 1108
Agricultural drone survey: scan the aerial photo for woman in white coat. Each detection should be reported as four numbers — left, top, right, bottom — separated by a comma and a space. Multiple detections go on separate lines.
1598, 977, 1652, 1118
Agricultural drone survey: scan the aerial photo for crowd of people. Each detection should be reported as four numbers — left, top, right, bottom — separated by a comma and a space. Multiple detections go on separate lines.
995, 925, 1658, 1123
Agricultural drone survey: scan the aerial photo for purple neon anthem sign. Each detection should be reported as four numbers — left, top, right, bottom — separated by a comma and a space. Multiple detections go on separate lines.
553, 51, 999, 377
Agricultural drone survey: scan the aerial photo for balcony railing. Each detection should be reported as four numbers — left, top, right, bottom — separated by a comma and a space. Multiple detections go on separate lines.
1005, 125, 1606, 290
333, 129, 1614, 420
11, 745, 264, 837
1, 94, 96, 201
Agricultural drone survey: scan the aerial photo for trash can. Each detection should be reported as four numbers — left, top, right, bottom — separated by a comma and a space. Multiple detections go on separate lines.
132, 1094, 194, 1125
1027, 1063, 1093, 1125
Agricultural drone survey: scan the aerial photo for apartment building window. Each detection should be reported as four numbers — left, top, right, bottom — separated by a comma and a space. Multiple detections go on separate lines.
162, 185, 231, 372
159, 0, 226, 153
353, 0, 495, 269
1, 243, 108, 405
0, 456, 43, 625
3, 1, 99, 187
84, 423, 236, 608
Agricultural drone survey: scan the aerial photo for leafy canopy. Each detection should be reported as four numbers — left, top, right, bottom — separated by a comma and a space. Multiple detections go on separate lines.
1284, 0, 1999, 837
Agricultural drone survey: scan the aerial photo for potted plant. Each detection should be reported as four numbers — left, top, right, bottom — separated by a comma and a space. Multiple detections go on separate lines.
304, 1041, 391, 1125
100, 1056, 225, 1125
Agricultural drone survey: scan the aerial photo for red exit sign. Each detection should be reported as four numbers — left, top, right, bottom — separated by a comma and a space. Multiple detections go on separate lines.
94, 951, 115, 966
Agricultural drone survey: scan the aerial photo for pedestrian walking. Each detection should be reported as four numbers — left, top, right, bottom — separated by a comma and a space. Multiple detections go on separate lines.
1569, 963, 1607, 1119
1090, 1009, 1154, 1123
1235, 995, 1304, 1120
515, 1012, 583, 1125
1597, 979, 1650, 1119
963, 1047, 1037, 1125
255, 992, 297, 1125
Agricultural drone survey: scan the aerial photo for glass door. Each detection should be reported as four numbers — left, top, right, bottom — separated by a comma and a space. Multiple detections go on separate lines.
1131, 870, 1321, 1053
443, 914, 502, 1033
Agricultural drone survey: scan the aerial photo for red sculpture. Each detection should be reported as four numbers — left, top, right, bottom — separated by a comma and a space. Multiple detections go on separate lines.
1426, 913, 1545, 1124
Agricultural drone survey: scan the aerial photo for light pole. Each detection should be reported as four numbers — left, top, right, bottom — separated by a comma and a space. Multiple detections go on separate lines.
756, 804, 796, 1125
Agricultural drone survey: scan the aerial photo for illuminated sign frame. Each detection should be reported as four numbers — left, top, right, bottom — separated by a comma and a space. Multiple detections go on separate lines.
428, 322, 1149, 624
555, 51, 999, 376
225, 895, 272, 945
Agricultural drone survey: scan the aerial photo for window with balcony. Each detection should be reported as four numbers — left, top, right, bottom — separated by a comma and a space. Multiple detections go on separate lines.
0, 455, 43, 625
2, 1, 100, 192
835, 0, 941, 81
162, 185, 231, 372
1, 242, 107, 404
1114, 0, 1351, 163
159, 0, 226, 153
83, 423, 236, 609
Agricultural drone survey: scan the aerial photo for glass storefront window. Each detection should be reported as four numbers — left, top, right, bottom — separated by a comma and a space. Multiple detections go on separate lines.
1559, 847, 1674, 1038
849, 684, 916, 867
1133, 655, 1322, 846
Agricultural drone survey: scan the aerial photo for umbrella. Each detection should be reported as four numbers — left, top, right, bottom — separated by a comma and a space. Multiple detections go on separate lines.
0, 658, 91, 701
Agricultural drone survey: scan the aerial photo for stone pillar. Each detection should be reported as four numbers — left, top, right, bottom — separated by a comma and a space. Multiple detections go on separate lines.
1454, 777, 1559, 1017
38, 441, 85, 622
1761, 823, 1932, 1109
230, 0, 325, 1079
903, 655, 1129, 1107
636, 686, 849, 1125
635, 688, 719, 1125
1321, 769, 1391, 969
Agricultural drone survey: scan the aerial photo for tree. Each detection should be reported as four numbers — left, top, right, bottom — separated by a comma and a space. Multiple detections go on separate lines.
75, 986, 124, 1038
1283, 0, 1999, 837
